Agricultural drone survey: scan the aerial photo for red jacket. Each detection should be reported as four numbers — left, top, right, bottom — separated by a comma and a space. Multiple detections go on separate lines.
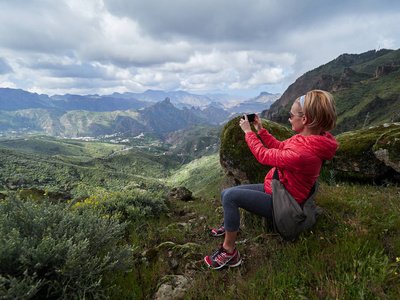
245, 128, 338, 204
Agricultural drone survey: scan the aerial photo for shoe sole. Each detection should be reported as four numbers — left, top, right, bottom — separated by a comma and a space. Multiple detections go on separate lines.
204, 257, 229, 269
228, 257, 242, 268
204, 256, 242, 269
211, 232, 225, 237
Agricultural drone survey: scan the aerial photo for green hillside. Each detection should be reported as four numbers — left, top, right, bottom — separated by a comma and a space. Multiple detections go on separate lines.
265, 48, 400, 134
168, 154, 225, 199
0, 123, 221, 198
333, 68, 400, 134
0, 136, 123, 157
0, 146, 178, 199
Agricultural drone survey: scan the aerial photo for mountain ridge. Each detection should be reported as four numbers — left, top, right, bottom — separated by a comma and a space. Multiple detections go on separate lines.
0, 88, 279, 138
262, 48, 400, 134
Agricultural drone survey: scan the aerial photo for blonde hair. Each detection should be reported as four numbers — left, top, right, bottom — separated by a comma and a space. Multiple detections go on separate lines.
297, 90, 337, 132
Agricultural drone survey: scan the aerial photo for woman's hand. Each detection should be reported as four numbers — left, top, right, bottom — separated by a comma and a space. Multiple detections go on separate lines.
239, 114, 252, 133
253, 114, 263, 132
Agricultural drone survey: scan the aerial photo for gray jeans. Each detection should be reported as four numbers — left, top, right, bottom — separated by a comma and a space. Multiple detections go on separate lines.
221, 184, 273, 232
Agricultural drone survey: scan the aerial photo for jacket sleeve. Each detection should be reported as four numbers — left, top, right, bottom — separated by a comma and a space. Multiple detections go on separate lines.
257, 129, 281, 149
245, 131, 303, 171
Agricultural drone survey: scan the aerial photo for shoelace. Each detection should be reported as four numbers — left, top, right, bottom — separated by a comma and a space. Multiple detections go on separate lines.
216, 223, 224, 231
211, 246, 224, 259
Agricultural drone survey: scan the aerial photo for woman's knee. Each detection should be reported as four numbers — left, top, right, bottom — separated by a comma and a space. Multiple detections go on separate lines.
221, 188, 240, 207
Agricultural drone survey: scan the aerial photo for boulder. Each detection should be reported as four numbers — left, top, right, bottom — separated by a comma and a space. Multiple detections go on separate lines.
219, 117, 293, 188
154, 275, 190, 300
329, 123, 400, 180
373, 124, 400, 172
168, 186, 194, 202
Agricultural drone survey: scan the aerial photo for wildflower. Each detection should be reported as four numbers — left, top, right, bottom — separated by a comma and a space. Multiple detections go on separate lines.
396, 257, 400, 263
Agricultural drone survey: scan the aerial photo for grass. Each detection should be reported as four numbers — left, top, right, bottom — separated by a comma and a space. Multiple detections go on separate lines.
168, 154, 225, 199
1, 134, 399, 298
116, 182, 400, 299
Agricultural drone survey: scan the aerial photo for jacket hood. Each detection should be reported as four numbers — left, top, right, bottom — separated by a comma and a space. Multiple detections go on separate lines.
299, 132, 338, 161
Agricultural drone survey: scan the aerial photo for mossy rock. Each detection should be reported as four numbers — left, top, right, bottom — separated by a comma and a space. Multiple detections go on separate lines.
220, 117, 294, 187
155, 241, 177, 251
168, 186, 193, 202
373, 124, 400, 172
330, 123, 400, 179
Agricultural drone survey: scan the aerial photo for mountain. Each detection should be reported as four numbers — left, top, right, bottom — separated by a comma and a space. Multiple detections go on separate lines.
262, 48, 400, 134
107, 90, 247, 108
0, 98, 231, 138
227, 92, 280, 114
0, 88, 52, 110
0, 87, 264, 113
50, 94, 153, 111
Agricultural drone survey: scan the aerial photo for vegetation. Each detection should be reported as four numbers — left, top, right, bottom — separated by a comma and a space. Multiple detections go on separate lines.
114, 179, 400, 299
0, 136, 182, 199
267, 48, 400, 135
168, 154, 225, 199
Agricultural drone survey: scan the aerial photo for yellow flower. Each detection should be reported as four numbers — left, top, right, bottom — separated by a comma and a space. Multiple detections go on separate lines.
396, 257, 400, 263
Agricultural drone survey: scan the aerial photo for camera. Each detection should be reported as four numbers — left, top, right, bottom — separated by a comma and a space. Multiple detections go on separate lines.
242, 113, 256, 122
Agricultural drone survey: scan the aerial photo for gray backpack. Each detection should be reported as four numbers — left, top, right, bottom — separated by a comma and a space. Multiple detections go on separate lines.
271, 168, 319, 240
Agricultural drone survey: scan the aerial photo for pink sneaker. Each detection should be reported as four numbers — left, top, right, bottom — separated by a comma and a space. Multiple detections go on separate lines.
204, 244, 242, 269
211, 222, 225, 237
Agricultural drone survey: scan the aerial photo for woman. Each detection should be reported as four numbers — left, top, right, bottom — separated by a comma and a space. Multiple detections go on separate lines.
204, 90, 338, 269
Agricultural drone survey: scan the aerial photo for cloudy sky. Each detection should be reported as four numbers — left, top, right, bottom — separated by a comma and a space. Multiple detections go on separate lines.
1, 0, 400, 98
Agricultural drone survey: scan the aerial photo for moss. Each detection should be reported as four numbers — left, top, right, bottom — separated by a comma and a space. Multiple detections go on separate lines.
372, 125, 400, 161
334, 124, 400, 165
330, 123, 400, 181
220, 117, 293, 184
155, 241, 177, 251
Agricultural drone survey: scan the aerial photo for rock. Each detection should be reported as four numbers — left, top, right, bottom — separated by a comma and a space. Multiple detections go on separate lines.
219, 117, 293, 188
168, 258, 179, 271
375, 65, 400, 78
329, 123, 400, 180
168, 186, 194, 202
373, 125, 400, 172
154, 275, 190, 300
174, 242, 201, 260
166, 222, 189, 230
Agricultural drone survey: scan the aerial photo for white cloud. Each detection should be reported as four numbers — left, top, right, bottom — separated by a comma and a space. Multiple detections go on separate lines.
0, 0, 400, 97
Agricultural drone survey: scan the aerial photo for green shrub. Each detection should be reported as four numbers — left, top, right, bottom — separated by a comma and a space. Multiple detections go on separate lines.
71, 190, 168, 222
0, 194, 134, 299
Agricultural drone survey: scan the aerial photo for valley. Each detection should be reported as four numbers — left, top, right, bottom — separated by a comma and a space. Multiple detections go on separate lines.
0, 124, 224, 200
1, 48, 400, 299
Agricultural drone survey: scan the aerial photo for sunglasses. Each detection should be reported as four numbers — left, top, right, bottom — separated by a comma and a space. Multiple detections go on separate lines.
289, 112, 304, 119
